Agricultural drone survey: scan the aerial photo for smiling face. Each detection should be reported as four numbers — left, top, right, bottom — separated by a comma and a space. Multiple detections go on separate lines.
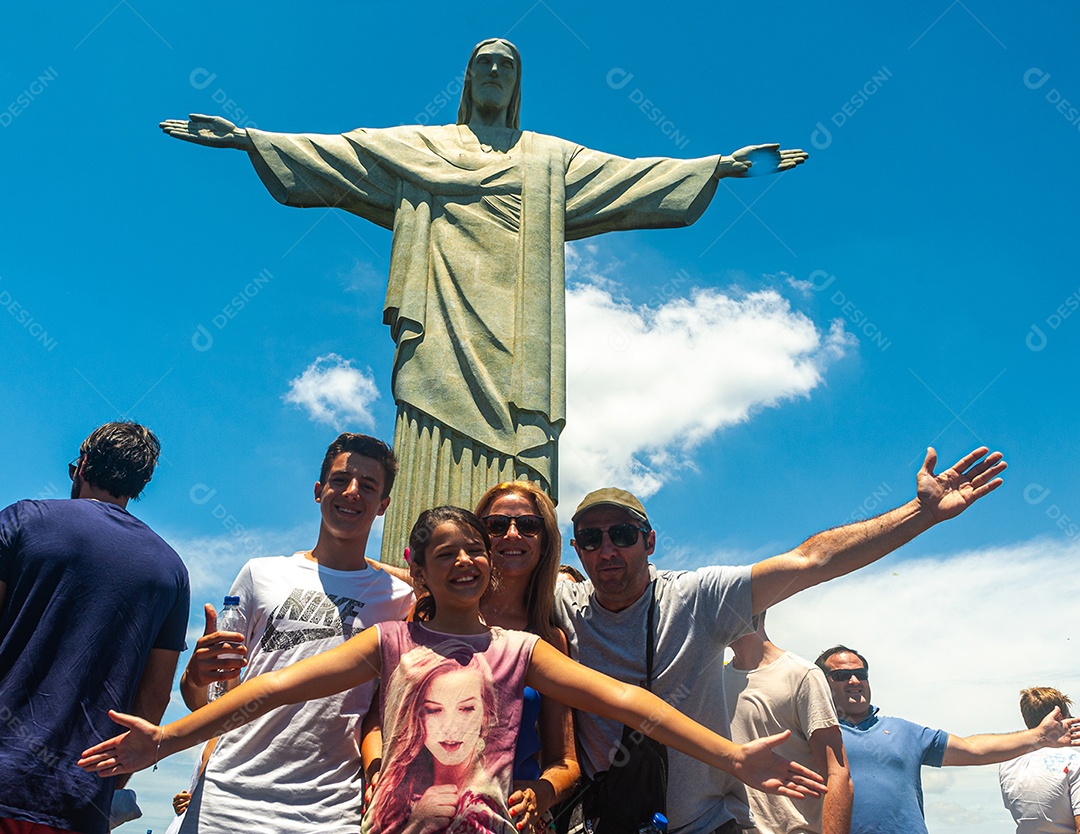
485, 492, 543, 583
468, 41, 518, 116
314, 452, 390, 541
413, 522, 491, 608
573, 505, 654, 612
823, 651, 872, 723
421, 667, 486, 770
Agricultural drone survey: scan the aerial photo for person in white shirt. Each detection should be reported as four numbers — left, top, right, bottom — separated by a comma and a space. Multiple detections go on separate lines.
999, 687, 1080, 834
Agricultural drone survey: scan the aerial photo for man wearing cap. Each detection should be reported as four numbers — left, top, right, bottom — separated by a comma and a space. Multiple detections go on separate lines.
552, 446, 1006, 834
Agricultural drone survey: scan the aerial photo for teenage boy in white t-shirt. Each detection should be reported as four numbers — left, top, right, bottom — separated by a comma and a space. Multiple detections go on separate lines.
177, 434, 414, 834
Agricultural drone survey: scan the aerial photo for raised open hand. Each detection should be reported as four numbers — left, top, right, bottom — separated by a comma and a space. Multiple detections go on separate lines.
159, 113, 254, 150
731, 730, 827, 799
917, 446, 1006, 523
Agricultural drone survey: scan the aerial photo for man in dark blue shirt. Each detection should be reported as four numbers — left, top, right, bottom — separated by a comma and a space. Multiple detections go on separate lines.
0, 422, 190, 834
817, 646, 1080, 834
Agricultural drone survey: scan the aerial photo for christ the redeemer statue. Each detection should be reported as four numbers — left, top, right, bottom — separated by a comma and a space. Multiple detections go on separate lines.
161, 38, 807, 564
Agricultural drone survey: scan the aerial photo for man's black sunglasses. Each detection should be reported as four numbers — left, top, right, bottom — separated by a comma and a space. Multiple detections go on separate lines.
825, 668, 869, 682
574, 523, 649, 551
483, 514, 544, 537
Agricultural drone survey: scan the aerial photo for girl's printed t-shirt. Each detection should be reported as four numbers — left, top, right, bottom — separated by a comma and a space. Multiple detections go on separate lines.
364, 621, 539, 834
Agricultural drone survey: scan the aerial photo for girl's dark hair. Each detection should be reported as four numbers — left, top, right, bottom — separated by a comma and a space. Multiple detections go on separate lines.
408, 506, 491, 621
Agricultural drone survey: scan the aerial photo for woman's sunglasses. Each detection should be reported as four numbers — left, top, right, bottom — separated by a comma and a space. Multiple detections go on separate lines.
483, 514, 544, 537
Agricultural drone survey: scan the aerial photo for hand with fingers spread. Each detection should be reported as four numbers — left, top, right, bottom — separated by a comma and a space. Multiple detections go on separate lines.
716, 143, 809, 178
916, 446, 1007, 523
731, 730, 828, 799
159, 113, 254, 151
180, 603, 248, 709
77, 710, 162, 778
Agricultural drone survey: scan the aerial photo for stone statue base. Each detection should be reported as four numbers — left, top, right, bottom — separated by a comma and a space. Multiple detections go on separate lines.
380, 404, 553, 566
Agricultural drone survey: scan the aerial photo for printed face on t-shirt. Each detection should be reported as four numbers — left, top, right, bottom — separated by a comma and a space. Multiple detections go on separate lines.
422, 667, 485, 770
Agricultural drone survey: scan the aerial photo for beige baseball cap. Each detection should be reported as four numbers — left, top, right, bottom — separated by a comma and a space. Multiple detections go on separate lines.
571, 487, 650, 527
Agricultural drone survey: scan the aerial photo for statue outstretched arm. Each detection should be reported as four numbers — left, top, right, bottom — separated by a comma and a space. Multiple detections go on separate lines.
715, 143, 808, 179
159, 113, 255, 152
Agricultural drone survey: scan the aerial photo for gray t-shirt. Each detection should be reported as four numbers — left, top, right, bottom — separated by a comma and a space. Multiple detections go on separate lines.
553, 563, 753, 834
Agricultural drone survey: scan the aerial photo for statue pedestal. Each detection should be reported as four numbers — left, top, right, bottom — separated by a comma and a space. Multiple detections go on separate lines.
379, 405, 553, 565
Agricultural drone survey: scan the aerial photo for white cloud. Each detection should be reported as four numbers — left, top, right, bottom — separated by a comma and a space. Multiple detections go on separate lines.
560, 279, 852, 510
284, 353, 381, 430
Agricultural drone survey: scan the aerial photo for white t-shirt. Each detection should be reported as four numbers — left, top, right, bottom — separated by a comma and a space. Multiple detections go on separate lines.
999, 747, 1080, 834
181, 554, 413, 834
723, 651, 839, 834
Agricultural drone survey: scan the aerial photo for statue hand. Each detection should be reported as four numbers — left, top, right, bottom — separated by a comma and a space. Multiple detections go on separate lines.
159, 113, 254, 151
716, 144, 808, 178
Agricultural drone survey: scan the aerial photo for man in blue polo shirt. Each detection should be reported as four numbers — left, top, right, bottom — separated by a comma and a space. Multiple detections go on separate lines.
817, 646, 1080, 834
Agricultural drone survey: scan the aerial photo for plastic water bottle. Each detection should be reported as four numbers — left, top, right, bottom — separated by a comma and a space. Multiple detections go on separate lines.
206, 596, 245, 702
639, 813, 668, 833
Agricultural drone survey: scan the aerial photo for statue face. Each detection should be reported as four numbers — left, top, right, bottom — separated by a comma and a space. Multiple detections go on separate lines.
468, 41, 518, 115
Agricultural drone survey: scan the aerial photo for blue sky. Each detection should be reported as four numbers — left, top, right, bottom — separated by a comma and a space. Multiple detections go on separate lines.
2, 4, 1079, 831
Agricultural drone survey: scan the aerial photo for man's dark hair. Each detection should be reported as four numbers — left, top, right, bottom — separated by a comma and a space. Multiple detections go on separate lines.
78, 421, 160, 500
319, 433, 397, 499
815, 644, 869, 673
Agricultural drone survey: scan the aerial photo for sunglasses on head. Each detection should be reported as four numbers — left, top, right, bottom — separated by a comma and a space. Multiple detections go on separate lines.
573, 523, 648, 551
825, 668, 869, 682
483, 514, 544, 537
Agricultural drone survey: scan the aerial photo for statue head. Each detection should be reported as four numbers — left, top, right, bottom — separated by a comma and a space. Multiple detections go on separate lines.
457, 38, 522, 129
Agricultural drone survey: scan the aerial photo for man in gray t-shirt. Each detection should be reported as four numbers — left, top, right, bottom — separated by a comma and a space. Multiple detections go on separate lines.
553, 445, 1006, 834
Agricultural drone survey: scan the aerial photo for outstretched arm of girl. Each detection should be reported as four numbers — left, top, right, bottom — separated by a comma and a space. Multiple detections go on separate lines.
525, 640, 826, 799
79, 626, 383, 778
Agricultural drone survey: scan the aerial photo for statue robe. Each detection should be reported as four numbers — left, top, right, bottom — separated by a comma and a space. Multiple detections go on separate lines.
246, 124, 719, 561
